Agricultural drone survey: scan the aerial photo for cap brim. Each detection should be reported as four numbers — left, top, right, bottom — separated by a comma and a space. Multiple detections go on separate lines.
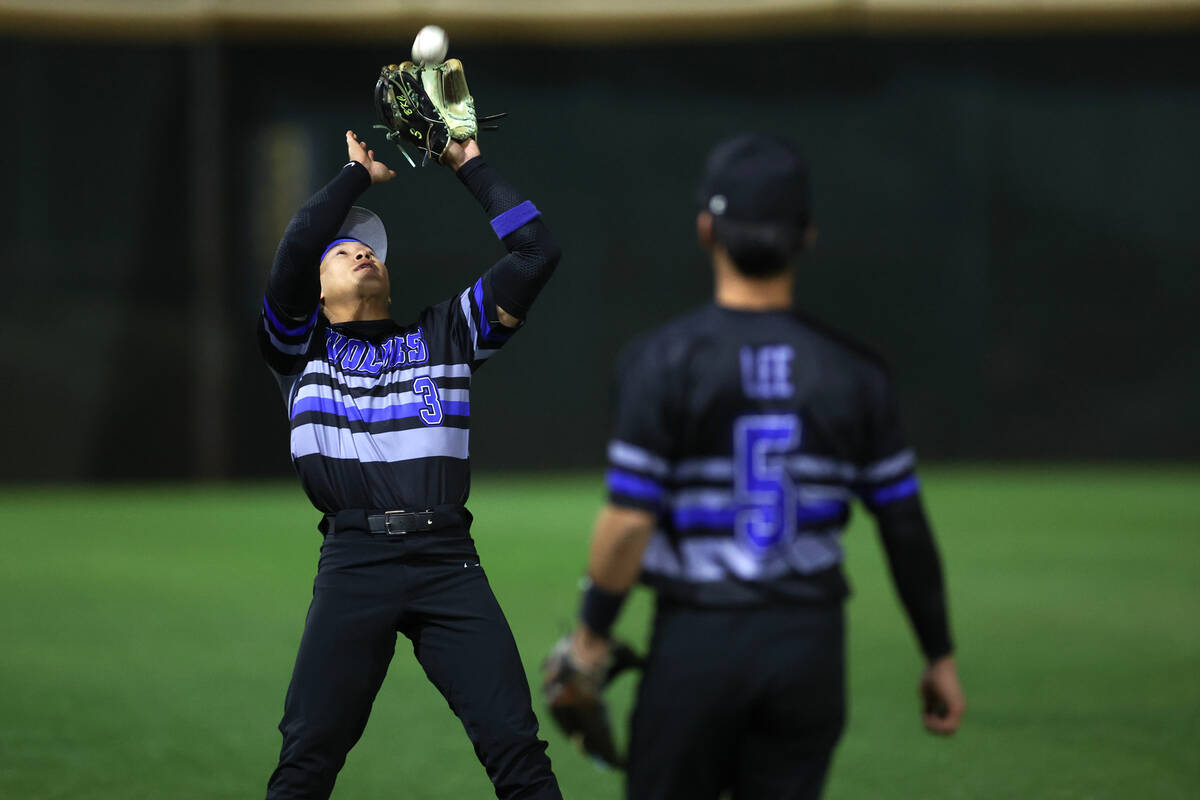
336, 206, 388, 264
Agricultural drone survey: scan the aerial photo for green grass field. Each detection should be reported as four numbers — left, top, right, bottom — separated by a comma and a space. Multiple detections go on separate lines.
1, 467, 1197, 799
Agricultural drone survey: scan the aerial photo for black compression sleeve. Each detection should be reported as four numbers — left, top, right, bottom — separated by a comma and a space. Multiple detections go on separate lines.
456, 157, 561, 320
267, 161, 372, 318
874, 495, 954, 660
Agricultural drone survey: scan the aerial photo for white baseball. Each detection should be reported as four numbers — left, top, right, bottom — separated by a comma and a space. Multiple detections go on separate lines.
411, 25, 449, 65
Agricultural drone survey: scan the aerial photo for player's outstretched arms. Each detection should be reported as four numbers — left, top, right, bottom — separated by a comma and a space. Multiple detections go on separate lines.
266, 131, 394, 320
442, 138, 562, 327
921, 654, 966, 735
346, 129, 397, 185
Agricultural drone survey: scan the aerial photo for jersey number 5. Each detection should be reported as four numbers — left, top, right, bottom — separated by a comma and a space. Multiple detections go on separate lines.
733, 414, 801, 552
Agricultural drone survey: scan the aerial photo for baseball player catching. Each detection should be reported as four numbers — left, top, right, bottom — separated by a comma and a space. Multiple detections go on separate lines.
258, 58, 562, 799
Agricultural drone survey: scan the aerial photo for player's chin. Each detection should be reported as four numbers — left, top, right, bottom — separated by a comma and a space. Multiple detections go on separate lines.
359, 281, 390, 304
355, 270, 387, 288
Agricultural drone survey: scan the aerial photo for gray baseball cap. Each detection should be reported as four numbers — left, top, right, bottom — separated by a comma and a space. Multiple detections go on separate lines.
323, 205, 388, 264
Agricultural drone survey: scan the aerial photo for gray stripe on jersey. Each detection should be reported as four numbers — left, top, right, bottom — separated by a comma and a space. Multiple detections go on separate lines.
786, 454, 859, 482
458, 288, 500, 363
641, 529, 843, 583
262, 320, 313, 355
674, 453, 913, 485
676, 455, 857, 483
459, 288, 477, 343
797, 483, 854, 503
861, 448, 916, 483
786, 530, 845, 573
670, 485, 849, 510
674, 457, 735, 482
672, 487, 733, 510
291, 422, 470, 462
608, 440, 670, 478
329, 362, 473, 391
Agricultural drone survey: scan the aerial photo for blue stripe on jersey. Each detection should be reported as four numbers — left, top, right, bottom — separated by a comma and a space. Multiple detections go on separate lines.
794, 501, 849, 526
291, 395, 470, 423
459, 288, 501, 366
606, 444, 917, 560
606, 469, 666, 502
670, 507, 729, 529
472, 278, 515, 344
672, 499, 847, 531
863, 475, 920, 506
263, 298, 318, 338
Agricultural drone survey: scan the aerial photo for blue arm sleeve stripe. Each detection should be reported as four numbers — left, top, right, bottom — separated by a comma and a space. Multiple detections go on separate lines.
606, 469, 666, 503
489, 201, 541, 239
865, 475, 921, 507
472, 278, 515, 344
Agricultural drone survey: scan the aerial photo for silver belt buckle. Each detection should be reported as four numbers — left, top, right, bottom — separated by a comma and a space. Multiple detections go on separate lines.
383, 510, 412, 535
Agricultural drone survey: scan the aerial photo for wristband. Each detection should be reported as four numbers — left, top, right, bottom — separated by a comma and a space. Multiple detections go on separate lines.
489, 200, 541, 239
579, 581, 628, 639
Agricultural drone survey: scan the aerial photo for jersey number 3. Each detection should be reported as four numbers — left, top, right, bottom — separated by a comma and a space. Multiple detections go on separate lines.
734, 414, 801, 551
412, 376, 443, 425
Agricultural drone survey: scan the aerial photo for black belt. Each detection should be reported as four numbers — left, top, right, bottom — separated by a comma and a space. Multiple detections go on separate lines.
321, 506, 470, 537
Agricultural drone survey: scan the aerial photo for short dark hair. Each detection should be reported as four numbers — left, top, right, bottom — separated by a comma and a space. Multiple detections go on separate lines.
712, 217, 806, 278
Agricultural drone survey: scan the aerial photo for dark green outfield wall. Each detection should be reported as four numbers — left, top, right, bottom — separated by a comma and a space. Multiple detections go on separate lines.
2, 34, 1197, 480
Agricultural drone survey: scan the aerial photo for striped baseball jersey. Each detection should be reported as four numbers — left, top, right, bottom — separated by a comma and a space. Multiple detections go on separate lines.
607, 303, 923, 608
259, 277, 514, 514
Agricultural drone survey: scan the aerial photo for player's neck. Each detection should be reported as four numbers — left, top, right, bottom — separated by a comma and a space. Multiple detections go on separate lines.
323, 296, 392, 324
712, 252, 794, 311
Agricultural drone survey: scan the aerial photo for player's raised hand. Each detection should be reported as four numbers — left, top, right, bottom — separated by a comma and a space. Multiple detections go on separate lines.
441, 138, 481, 173
346, 130, 396, 184
920, 655, 966, 735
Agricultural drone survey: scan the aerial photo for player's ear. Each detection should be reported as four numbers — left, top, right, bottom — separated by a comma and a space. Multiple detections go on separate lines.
696, 211, 716, 251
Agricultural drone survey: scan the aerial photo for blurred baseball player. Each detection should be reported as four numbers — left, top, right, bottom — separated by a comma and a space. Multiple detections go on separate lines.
258, 59, 562, 800
545, 133, 965, 799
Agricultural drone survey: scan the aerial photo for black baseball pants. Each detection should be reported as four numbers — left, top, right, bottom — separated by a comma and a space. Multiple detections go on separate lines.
626, 599, 846, 800
265, 525, 561, 800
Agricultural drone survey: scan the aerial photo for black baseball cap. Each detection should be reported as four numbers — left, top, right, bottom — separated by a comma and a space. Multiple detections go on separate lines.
696, 133, 811, 230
